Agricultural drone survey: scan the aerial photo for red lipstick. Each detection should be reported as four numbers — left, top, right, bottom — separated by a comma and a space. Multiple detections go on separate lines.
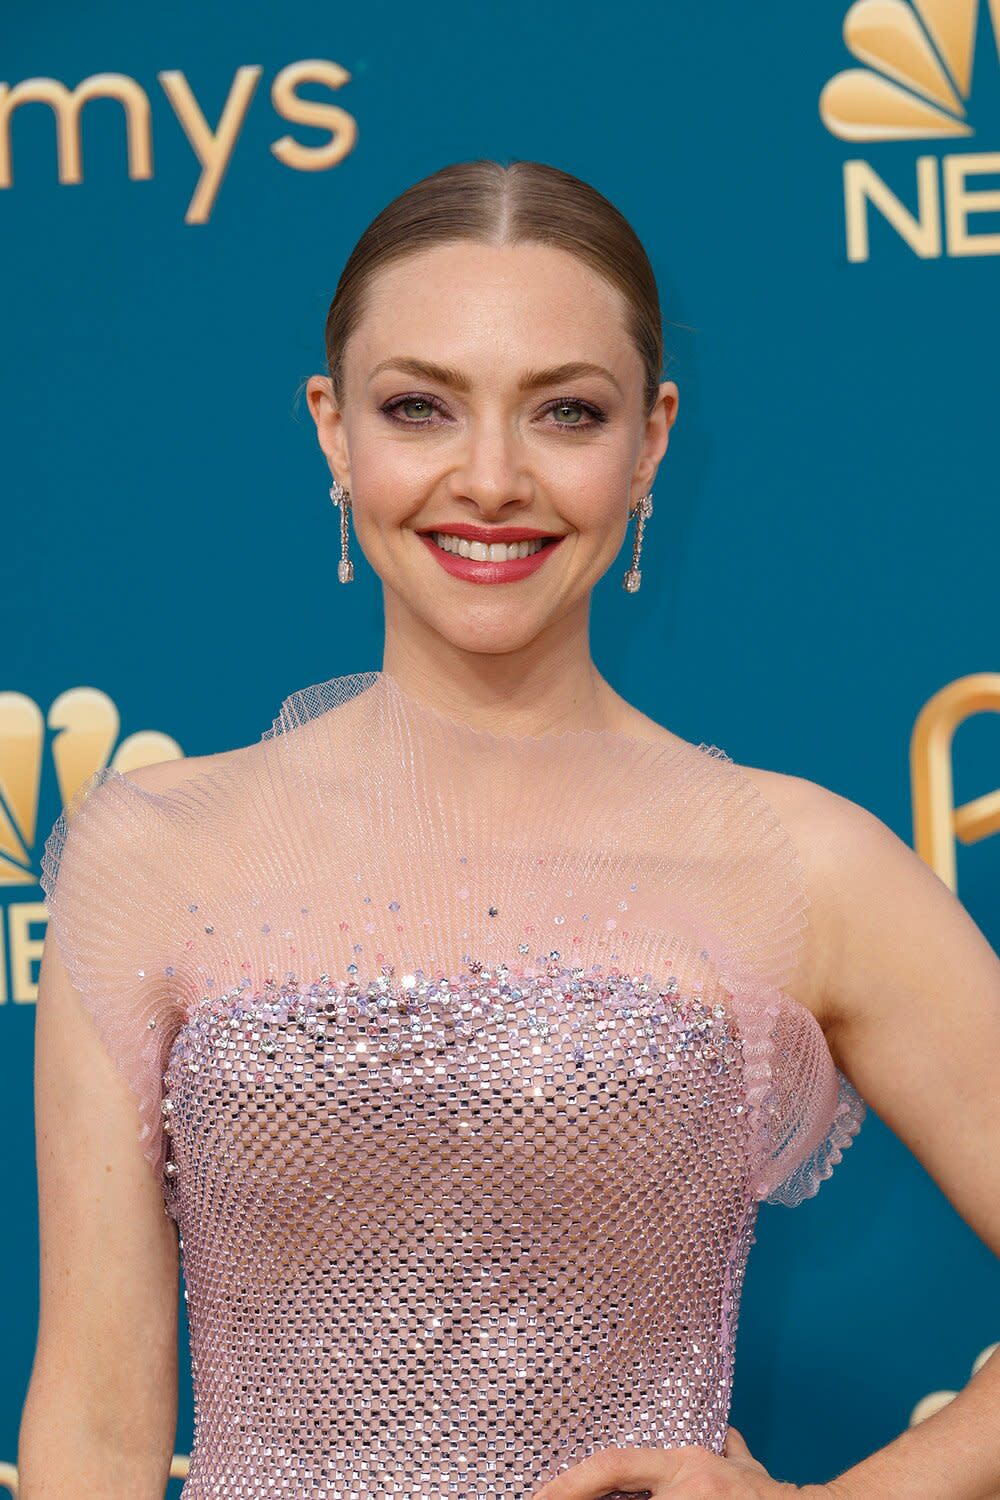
417, 524, 566, 585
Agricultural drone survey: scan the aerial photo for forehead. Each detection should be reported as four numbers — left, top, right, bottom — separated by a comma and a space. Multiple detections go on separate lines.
353, 240, 634, 371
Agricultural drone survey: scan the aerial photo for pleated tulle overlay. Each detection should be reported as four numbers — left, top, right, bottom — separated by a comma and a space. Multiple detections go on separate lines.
39, 669, 865, 1498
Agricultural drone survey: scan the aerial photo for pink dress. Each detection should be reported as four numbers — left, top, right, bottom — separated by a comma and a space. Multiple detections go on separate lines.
39, 669, 865, 1499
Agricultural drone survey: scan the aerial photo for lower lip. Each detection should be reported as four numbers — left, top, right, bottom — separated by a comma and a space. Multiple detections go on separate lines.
418, 533, 565, 584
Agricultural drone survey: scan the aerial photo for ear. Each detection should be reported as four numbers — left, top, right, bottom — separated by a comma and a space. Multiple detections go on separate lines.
305, 374, 351, 488
632, 378, 680, 498
658, 378, 680, 429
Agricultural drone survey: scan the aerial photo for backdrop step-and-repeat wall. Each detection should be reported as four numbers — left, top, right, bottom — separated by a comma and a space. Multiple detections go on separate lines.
3, 1, 999, 1493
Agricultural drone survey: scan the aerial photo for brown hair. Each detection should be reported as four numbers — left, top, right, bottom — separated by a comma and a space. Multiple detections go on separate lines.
321, 159, 666, 417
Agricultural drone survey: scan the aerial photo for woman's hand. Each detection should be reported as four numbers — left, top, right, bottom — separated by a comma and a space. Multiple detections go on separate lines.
528, 1426, 827, 1498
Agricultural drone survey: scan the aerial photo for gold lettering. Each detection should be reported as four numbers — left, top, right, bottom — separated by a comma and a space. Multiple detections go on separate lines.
10, 902, 46, 1004
911, 674, 1000, 892
843, 156, 941, 263
271, 60, 358, 171
0, 73, 152, 190
158, 64, 262, 225
944, 151, 1000, 256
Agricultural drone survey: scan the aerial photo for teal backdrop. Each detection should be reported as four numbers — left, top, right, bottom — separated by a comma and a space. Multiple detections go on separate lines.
3, 0, 999, 1491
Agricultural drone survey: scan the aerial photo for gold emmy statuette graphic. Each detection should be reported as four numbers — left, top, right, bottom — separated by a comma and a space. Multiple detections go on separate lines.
910, 672, 1000, 894
819, 0, 1000, 259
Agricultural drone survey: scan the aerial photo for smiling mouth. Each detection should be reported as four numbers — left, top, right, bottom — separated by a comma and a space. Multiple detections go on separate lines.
421, 532, 560, 561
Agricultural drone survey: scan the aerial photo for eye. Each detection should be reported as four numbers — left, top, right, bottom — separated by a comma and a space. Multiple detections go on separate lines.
381, 394, 446, 426
541, 398, 607, 431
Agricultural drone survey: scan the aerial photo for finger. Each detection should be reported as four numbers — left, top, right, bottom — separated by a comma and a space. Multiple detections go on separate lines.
530, 1444, 703, 1499
723, 1425, 769, 1472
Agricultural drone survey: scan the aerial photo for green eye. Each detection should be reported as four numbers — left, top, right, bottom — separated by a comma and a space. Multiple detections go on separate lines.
381, 394, 445, 426
544, 398, 607, 432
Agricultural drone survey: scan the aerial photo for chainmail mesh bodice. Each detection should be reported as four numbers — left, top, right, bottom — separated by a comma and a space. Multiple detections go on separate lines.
39, 669, 865, 1498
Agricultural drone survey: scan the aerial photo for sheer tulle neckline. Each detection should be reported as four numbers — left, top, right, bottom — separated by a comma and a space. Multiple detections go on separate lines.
264, 666, 726, 761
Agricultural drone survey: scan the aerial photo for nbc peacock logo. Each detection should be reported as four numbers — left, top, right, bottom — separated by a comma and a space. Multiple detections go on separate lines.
819, 0, 1000, 260
0, 686, 182, 1005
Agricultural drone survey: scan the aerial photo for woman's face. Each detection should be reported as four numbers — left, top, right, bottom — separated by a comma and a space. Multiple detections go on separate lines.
307, 239, 678, 658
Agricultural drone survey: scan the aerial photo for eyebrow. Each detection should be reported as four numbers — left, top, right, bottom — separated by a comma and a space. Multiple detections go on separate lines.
368, 356, 623, 397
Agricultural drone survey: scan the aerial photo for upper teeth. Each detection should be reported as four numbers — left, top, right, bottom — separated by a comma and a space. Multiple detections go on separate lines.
432, 532, 547, 561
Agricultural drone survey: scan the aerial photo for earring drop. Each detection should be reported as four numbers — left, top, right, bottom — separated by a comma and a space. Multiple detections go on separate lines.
622, 492, 653, 593
329, 478, 355, 584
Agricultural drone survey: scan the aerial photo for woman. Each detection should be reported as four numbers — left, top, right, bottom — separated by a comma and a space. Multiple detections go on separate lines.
22, 159, 1000, 1499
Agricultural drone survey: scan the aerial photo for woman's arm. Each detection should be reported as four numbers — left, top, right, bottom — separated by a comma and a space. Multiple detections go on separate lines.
792, 779, 1000, 1500
18, 909, 180, 1498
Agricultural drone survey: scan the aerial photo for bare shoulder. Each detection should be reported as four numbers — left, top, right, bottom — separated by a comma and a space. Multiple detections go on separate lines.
735, 760, 958, 1053
115, 743, 251, 796
734, 762, 901, 1037
614, 698, 882, 1036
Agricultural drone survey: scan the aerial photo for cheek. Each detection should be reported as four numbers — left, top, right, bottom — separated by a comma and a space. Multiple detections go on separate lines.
353, 439, 422, 482
558, 451, 633, 536
343, 409, 432, 491
345, 445, 427, 534
535, 440, 636, 533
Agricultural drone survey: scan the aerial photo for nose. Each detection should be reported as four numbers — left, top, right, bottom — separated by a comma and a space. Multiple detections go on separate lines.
447, 413, 534, 516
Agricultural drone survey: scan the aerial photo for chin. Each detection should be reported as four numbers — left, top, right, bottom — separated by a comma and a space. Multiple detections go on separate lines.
423, 617, 552, 659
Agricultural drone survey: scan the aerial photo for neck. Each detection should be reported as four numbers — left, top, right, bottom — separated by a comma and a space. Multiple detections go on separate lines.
379, 624, 632, 740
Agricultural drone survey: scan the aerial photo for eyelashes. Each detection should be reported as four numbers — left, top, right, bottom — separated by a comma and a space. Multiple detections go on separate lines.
379, 393, 609, 433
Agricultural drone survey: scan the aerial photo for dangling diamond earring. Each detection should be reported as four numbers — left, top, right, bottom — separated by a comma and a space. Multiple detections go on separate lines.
329, 478, 355, 584
622, 492, 653, 593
